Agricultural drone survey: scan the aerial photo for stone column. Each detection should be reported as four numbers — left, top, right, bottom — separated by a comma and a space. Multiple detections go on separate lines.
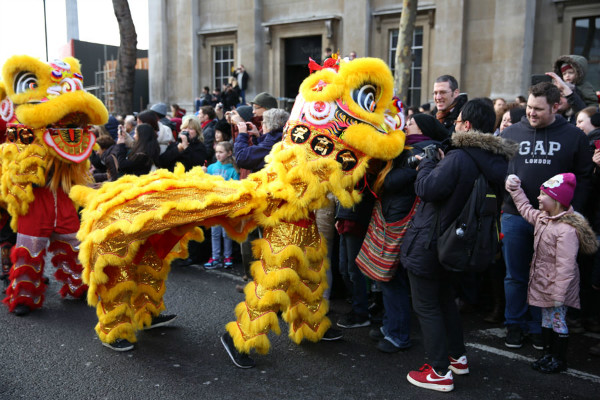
489, 0, 536, 99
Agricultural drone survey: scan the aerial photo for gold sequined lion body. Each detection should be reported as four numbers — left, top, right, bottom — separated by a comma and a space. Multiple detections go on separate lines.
71, 57, 406, 352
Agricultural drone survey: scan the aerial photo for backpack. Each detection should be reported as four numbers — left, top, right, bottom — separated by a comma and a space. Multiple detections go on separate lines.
434, 150, 500, 272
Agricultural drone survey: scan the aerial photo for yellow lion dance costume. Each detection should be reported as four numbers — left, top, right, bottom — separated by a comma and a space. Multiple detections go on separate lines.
71, 56, 406, 363
0, 55, 108, 315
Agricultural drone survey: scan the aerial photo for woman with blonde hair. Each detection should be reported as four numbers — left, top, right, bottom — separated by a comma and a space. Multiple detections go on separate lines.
158, 116, 207, 171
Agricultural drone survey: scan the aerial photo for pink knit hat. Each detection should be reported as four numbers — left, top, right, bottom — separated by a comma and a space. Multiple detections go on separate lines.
540, 173, 576, 208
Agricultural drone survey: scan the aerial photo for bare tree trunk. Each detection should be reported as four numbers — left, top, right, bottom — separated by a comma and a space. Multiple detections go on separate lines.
394, 0, 417, 106
112, 0, 137, 116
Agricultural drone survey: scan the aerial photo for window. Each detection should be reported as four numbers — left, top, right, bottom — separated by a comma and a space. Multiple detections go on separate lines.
389, 27, 423, 107
213, 44, 234, 91
572, 16, 600, 90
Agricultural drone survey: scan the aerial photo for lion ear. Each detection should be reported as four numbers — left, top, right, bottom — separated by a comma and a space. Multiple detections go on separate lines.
62, 57, 82, 74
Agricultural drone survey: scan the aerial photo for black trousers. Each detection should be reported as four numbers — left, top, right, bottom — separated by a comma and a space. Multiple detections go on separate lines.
408, 270, 466, 371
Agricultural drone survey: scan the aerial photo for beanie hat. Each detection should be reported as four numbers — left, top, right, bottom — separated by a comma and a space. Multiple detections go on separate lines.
251, 92, 278, 110
150, 103, 168, 118
104, 115, 119, 140
540, 173, 576, 208
412, 113, 450, 142
590, 113, 600, 128
236, 105, 254, 122
560, 63, 573, 74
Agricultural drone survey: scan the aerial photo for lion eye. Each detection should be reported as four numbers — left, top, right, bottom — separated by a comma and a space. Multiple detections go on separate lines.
351, 84, 378, 112
14, 71, 38, 94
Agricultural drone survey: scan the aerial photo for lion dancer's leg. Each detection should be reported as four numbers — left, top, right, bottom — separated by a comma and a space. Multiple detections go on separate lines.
48, 232, 87, 299
93, 240, 173, 351
223, 217, 331, 368
2, 233, 49, 315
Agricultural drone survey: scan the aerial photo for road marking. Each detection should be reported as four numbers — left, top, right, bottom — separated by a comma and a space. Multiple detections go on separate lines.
466, 342, 600, 384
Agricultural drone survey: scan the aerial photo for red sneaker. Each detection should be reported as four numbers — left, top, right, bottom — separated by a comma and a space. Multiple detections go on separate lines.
407, 364, 454, 392
449, 355, 470, 375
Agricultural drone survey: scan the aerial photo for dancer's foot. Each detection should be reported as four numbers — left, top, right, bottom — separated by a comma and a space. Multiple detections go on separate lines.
102, 339, 134, 352
221, 332, 255, 368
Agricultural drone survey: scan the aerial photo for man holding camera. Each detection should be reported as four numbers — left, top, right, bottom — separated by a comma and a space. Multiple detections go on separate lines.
401, 99, 516, 392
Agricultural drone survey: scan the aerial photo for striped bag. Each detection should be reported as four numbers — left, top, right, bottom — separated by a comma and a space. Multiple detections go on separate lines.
356, 197, 420, 281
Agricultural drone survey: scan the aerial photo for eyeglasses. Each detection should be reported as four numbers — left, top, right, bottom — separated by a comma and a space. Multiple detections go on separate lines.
454, 119, 464, 125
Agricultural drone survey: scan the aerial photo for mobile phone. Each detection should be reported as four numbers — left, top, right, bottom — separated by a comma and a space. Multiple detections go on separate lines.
594, 139, 600, 150
531, 74, 552, 86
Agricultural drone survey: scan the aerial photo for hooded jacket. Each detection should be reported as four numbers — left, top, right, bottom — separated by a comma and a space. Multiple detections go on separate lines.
400, 131, 517, 278
500, 114, 593, 215
553, 55, 598, 106
509, 187, 598, 309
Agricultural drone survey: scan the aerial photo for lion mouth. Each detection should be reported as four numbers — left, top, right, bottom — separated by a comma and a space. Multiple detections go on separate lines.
42, 112, 96, 163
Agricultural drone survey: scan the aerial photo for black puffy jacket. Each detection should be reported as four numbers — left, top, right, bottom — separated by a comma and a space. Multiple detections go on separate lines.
400, 131, 517, 278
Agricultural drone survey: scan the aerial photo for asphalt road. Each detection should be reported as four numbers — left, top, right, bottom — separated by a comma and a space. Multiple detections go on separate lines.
1, 261, 599, 400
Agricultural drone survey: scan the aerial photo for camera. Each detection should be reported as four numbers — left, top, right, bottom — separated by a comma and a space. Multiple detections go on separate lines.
406, 143, 441, 169
177, 130, 190, 143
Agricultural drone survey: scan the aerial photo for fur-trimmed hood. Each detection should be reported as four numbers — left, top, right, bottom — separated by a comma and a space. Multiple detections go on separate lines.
451, 130, 518, 160
556, 211, 599, 255
553, 55, 588, 86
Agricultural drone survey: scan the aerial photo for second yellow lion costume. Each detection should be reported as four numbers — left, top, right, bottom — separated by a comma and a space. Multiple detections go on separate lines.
72, 56, 406, 361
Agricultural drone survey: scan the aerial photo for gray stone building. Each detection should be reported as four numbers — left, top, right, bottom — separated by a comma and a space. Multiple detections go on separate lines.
148, 0, 600, 111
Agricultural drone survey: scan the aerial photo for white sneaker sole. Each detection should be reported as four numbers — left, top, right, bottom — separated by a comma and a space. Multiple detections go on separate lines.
449, 365, 470, 375
407, 374, 454, 392
145, 315, 178, 330
221, 335, 255, 369
102, 341, 134, 352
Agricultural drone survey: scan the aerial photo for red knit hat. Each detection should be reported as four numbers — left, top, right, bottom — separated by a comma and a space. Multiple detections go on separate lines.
540, 173, 576, 208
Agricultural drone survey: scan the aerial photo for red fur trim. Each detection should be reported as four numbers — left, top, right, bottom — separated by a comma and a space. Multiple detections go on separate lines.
2, 293, 45, 312
48, 240, 76, 255
8, 263, 44, 282
58, 283, 87, 299
10, 246, 46, 264
51, 254, 83, 274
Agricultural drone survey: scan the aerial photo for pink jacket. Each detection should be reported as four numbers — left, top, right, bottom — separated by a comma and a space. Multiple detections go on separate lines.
510, 188, 581, 309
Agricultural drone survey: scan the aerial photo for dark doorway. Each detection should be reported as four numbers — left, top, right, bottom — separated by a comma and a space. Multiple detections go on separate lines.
284, 36, 322, 108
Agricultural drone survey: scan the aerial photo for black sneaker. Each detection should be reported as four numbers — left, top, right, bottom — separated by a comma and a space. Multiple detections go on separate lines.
337, 313, 370, 329
539, 356, 567, 374
321, 327, 343, 341
531, 354, 553, 371
221, 332, 256, 368
145, 314, 177, 330
505, 325, 523, 348
531, 333, 544, 350
102, 339, 134, 352
369, 327, 384, 341
13, 304, 30, 316
377, 337, 411, 353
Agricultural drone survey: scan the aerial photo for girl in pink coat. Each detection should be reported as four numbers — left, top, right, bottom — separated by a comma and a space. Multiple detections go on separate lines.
506, 172, 598, 373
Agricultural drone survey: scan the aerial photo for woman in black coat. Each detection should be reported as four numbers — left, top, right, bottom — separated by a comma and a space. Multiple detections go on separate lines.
111, 123, 160, 179
371, 114, 449, 353
159, 117, 207, 171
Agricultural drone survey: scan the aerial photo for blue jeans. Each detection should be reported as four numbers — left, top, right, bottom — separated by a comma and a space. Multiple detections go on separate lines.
501, 213, 540, 334
211, 226, 232, 260
339, 232, 369, 317
379, 271, 411, 347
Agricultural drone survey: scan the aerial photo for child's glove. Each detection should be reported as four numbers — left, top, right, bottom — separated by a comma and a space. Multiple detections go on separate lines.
505, 174, 521, 191
554, 301, 564, 307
